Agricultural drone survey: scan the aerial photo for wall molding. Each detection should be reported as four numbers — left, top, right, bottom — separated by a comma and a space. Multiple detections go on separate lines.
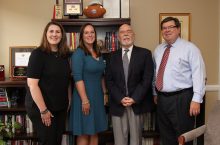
205, 85, 220, 91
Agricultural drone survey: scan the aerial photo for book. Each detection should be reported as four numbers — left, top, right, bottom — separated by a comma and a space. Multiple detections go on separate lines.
0, 97, 7, 102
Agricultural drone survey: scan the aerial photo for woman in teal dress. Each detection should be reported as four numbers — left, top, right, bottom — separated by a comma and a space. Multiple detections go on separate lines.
69, 23, 108, 145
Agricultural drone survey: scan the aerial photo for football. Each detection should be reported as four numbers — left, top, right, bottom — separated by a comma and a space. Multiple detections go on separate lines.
83, 4, 106, 18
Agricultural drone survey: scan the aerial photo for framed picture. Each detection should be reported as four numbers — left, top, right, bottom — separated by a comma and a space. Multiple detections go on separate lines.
9, 46, 36, 80
159, 13, 191, 43
63, 0, 83, 17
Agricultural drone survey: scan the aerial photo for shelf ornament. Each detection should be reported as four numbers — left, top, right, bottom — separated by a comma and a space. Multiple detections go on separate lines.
83, 0, 106, 18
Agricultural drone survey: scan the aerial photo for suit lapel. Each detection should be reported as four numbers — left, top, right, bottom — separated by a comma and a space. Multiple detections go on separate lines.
128, 46, 137, 80
116, 49, 126, 81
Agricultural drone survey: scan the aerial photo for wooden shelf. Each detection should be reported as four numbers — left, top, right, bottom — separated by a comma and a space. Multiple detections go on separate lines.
51, 18, 130, 27
4, 132, 38, 141
0, 106, 26, 113
0, 78, 26, 87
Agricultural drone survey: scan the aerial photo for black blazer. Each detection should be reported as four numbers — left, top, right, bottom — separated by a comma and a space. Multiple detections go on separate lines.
105, 46, 154, 116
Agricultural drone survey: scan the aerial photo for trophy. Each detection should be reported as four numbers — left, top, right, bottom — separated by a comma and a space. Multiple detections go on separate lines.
0, 65, 5, 81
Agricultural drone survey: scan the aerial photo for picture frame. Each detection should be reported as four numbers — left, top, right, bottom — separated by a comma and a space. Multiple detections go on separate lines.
159, 13, 191, 43
9, 46, 36, 80
63, 0, 83, 17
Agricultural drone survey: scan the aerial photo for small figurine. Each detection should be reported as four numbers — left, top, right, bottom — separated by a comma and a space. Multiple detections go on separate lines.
97, 39, 108, 53
0, 65, 5, 81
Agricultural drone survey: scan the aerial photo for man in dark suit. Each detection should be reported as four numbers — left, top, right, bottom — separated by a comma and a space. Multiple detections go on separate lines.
105, 24, 154, 145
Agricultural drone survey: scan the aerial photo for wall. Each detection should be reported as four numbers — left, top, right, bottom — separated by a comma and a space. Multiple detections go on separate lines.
0, 0, 219, 120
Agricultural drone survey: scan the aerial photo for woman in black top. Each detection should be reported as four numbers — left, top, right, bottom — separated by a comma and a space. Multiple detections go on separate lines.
25, 21, 71, 145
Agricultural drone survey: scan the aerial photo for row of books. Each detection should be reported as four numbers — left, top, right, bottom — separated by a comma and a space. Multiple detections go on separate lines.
0, 114, 33, 134
142, 137, 160, 145
66, 32, 79, 52
4, 140, 39, 145
0, 88, 9, 107
104, 32, 120, 52
143, 112, 157, 131
61, 134, 74, 145
61, 137, 160, 145
4, 133, 73, 145
61, 136, 160, 145
0, 88, 21, 108
65, 31, 120, 53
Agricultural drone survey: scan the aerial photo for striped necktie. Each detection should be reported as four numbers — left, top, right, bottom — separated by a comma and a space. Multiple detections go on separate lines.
123, 49, 129, 95
156, 45, 171, 91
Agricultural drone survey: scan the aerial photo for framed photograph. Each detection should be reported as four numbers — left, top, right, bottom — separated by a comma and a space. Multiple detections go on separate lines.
159, 13, 191, 43
9, 46, 36, 80
63, 0, 83, 17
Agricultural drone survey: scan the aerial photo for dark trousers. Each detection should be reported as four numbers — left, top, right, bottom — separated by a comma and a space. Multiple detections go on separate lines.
157, 88, 194, 145
27, 108, 67, 145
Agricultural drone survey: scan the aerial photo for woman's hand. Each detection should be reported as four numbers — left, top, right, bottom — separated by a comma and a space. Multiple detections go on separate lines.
82, 101, 90, 115
41, 110, 54, 126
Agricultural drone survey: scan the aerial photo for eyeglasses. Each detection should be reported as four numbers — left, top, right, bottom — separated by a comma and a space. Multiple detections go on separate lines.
119, 30, 133, 35
161, 25, 177, 31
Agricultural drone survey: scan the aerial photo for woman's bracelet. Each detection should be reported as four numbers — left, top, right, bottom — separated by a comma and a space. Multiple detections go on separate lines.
40, 108, 49, 114
104, 92, 108, 95
82, 100, 90, 105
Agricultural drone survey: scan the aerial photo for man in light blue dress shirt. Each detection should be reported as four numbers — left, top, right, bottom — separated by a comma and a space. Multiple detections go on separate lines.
153, 17, 206, 145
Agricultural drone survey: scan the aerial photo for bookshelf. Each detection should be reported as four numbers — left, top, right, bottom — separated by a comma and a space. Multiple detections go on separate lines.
0, 79, 37, 144
51, 18, 130, 36
52, 18, 130, 52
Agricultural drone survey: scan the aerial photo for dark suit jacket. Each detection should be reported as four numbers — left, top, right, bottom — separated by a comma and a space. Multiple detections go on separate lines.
105, 45, 154, 116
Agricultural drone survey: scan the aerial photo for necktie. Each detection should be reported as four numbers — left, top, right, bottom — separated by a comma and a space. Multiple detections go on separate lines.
123, 49, 129, 95
156, 45, 171, 91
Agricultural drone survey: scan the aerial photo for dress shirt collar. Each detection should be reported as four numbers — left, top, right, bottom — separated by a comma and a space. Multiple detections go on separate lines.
122, 45, 133, 61
122, 45, 133, 54
164, 37, 181, 49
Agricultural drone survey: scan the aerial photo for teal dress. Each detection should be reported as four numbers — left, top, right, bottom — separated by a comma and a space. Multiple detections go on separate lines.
69, 48, 107, 135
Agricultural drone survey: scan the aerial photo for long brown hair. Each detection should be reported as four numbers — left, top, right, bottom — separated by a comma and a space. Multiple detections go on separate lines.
39, 21, 69, 57
78, 23, 101, 57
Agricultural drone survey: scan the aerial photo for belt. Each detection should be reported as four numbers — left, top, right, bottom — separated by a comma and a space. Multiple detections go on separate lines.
156, 87, 193, 96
